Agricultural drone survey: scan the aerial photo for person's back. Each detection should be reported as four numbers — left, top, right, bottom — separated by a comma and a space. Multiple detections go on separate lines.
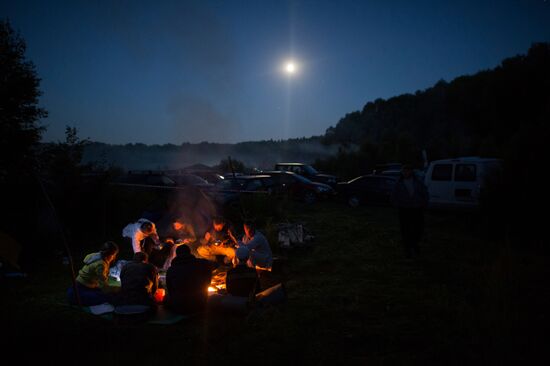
75, 252, 108, 289
116, 253, 158, 306
165, 245, 215, 314
68, 242, 119, 306
226, 264, 258, 297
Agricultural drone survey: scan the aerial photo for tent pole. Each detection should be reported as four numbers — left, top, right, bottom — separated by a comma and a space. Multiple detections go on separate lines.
35, 175, 82, 307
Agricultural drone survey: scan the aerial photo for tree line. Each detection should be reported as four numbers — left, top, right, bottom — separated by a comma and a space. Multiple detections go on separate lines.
315, 43, 549, 181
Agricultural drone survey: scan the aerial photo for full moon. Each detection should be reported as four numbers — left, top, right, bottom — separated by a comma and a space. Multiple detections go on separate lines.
285, 62, 296, 73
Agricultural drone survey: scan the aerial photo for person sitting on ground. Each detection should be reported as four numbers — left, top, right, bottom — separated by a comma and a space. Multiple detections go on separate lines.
162, 216, 198, 267
122, 218, 172, 270
165, 244, 217, 315
164, 217, 197, 244
67, 242, 119, 306
226, 246, 259, 297
237, 220, 273, 270
114, 252, 158, 308
197, 216, 238, 264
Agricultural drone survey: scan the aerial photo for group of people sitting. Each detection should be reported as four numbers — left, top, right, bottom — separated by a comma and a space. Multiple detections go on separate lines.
67, 215, 273, 316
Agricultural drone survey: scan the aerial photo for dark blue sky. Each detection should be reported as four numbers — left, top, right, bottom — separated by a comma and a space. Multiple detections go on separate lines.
2, 0, 549, 144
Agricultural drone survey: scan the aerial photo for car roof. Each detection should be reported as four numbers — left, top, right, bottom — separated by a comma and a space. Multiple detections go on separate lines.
350, 174, 398, 181
262, 170, 296, 175
275, 163, 306, 166
225, 175, 272, 179
127, 170, 167, 176
430, 157, 502, 164
375, 163, 402, 167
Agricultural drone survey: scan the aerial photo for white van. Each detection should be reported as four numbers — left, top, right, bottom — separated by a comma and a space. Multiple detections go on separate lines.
424, 157, 503, 209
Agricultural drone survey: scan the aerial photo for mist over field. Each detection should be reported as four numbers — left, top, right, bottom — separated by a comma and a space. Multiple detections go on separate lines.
82, 138, 344, 170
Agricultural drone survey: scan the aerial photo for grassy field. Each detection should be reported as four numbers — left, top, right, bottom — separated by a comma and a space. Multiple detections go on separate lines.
2, 201, 548, 365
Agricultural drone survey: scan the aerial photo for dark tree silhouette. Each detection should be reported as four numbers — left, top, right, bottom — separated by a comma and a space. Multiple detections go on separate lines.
316, 43, 550, 243
318, 43, 550, 180
216, 157, 245, 174
0, 20, 47, 182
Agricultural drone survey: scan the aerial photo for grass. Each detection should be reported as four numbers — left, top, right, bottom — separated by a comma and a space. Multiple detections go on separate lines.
1, 201, 548, 365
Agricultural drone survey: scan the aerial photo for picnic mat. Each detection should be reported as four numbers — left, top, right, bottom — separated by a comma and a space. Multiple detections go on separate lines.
75, 304, 187, 325
78, 304, 113, 321
147, 305, 188, 325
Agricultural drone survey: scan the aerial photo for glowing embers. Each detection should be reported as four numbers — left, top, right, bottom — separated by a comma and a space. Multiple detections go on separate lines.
208, 267, 227, 294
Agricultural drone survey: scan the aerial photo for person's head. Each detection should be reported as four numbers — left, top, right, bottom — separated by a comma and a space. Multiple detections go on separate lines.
401, 164, 414, 179
100, 241, 119, 264
235, 246, 250, 265
172, 219, 184, 231
140, 221, 154, 235
213, 216, 226, 232
133, 252, 148, 263
243, 220, 256, 238
175, 244, 192, 258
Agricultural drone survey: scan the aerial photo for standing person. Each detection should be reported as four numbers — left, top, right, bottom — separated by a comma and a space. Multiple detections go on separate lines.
196, 216, 237, 263
226, 246, 259, 297
115, 252, 158, 308
122, 218, 172, 269
165, 245, 217, 315
67, 242, 119, 306
391, 164, 429, 258
238, 220, 273, 269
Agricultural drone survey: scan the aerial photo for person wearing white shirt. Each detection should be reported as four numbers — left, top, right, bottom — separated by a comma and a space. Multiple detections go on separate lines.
122, 218, 171, 269
122, 218, 160, 253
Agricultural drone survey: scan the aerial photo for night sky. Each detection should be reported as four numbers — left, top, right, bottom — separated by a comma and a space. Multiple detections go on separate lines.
2, 0, 549, 144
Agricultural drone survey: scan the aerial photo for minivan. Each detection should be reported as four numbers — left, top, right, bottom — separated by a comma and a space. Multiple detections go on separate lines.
424, 157, 503, 209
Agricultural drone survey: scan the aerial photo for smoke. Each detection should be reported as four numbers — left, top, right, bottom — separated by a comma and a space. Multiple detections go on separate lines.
167, 94, 239, 143
82, 139, 342, 170
93, 1, 241, 142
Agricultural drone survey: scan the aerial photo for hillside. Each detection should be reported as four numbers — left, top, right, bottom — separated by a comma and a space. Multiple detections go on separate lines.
322, 43, 550, 165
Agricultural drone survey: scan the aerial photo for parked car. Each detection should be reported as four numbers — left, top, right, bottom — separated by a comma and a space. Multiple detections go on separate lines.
379, 170, 401, 178
337, 174, 398, 207
263, 171, 335, 203
166, 173, 214, 190
380, 169, 426, 181
274, 162, 338, 187
114, 171, 177, 187
373, 163, 402, 175
179, 170, 224, 185
424, 157, 503, 209
209, 175, 276, 206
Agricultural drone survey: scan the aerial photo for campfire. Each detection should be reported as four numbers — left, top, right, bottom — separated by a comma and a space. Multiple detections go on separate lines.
208, 267, 227, 294
116, 255, 230, 298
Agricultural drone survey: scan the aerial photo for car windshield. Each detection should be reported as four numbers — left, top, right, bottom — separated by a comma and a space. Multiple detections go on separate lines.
348, 176, 365, 184
292, 173, 314, 184
303, 165, 319, 175
179, 175, 208, 185
216, 179, 243, 190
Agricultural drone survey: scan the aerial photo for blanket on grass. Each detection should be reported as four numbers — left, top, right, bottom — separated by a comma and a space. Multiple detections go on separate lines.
75, 304, 187, 325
